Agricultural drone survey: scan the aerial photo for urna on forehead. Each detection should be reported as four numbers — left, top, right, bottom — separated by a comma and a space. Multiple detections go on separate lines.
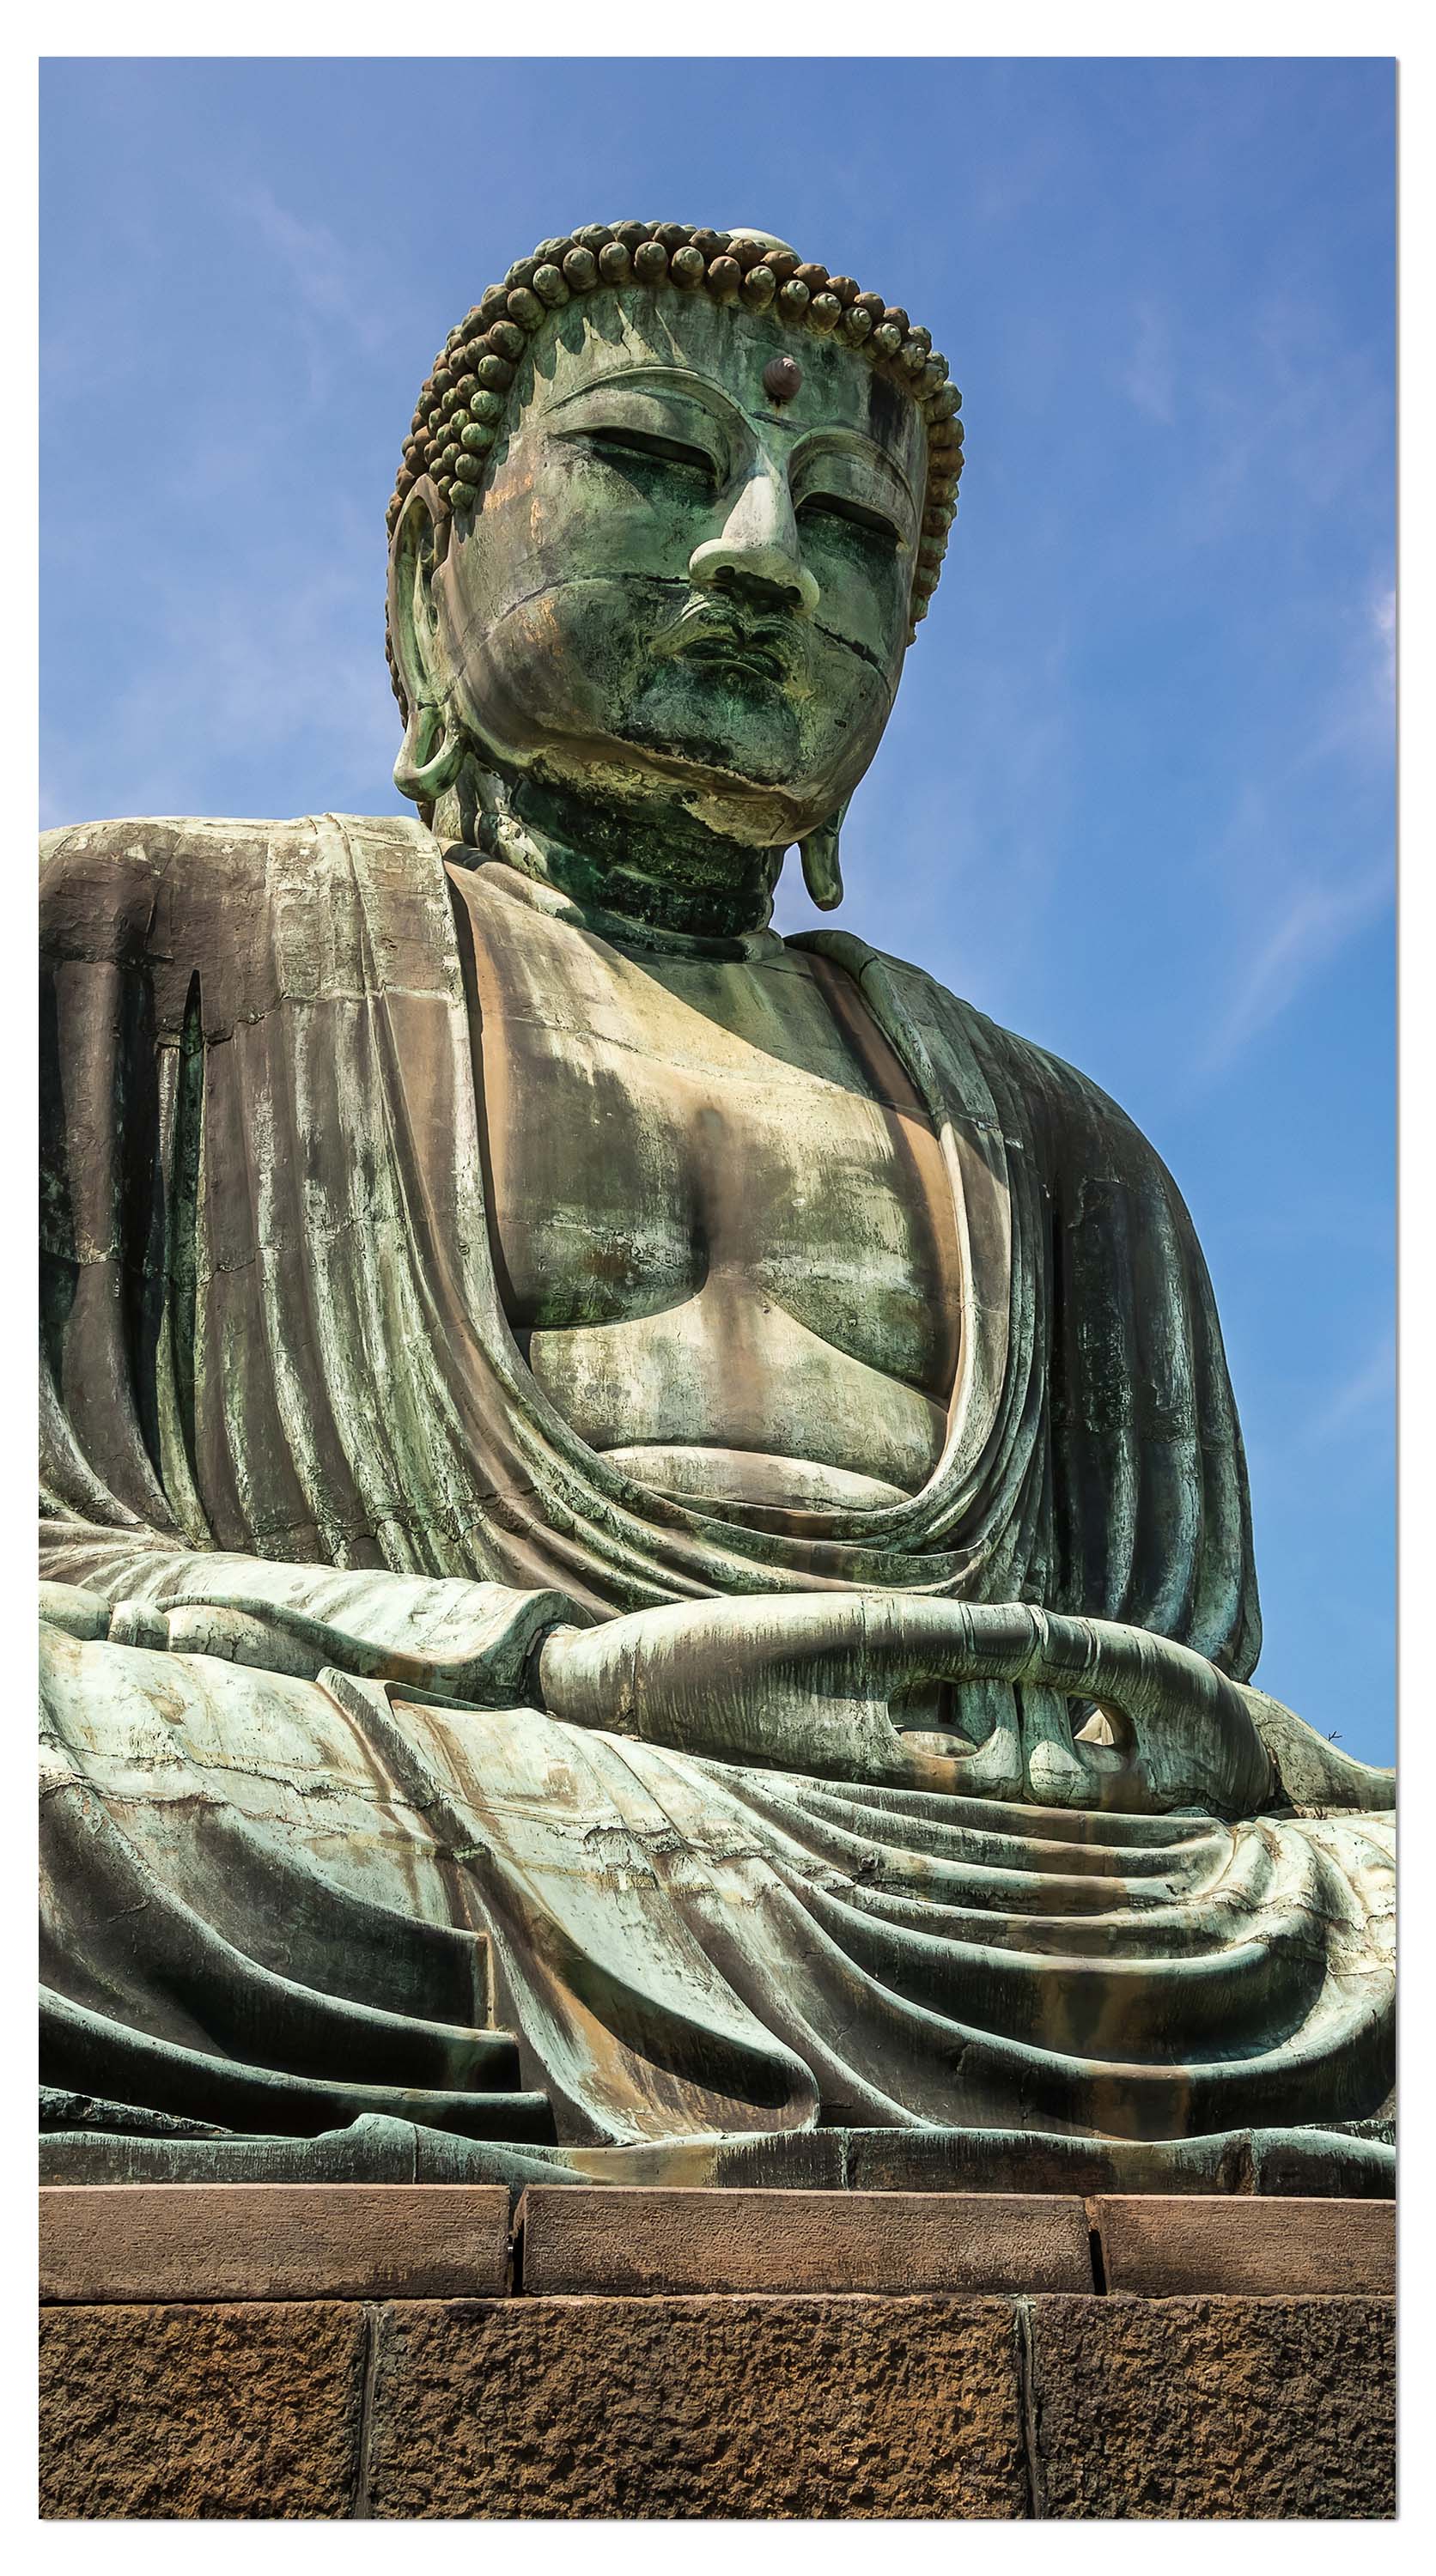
524, 285, 926, 481
387, 221, 964, 639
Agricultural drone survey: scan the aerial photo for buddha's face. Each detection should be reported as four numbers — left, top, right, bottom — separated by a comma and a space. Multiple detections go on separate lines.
412, 288, 928, 846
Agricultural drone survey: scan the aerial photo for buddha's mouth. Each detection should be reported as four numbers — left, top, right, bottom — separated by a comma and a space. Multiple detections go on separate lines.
649, 598, 799, 686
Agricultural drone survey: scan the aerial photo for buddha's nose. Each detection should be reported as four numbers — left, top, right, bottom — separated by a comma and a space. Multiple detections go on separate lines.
688, 462, 820, 619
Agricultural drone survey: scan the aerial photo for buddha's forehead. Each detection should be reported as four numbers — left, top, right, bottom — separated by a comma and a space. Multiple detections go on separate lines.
520, 285, 927, 487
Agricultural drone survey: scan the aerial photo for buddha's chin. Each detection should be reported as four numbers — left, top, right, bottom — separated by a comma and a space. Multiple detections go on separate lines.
515, 726, 849, 852
602, 702, 872, 840
625, 669, 806, 777
619, 758, 827, 851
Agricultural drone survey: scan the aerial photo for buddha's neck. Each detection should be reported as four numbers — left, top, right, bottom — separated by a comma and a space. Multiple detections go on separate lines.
433, 763, 785, 944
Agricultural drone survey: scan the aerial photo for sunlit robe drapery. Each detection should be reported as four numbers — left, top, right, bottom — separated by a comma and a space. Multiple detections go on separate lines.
40, 811, 1261, 1639
39, 813, 1393, 2187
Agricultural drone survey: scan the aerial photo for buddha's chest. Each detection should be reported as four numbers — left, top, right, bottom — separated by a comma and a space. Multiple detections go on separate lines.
455, 869, 955, 1364
449, 869, 961, 1494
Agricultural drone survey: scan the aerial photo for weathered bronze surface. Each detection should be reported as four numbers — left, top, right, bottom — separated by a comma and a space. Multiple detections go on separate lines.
40, 222, 1394, 2191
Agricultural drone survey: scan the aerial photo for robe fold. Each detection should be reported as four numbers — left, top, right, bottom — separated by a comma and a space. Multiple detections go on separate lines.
39, 812, 1394, 2188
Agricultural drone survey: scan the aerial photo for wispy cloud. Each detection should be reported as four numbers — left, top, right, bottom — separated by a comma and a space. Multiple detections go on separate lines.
1192, 565, 1394, 1081
776, 620, 1077, 1032
1121, 298, 1177, 427
1372, 583, 1396, 695
1199, 854, 1390, 1077
971, 128, 1070, 231
1147, 287, 1391, 561
40, 555, 397, 829
1307, 1326, 1395, 1448
1280, 578, 1397, 776
242, 187, 388, 344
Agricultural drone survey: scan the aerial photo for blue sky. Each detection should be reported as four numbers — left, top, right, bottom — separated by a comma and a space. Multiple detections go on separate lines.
40, 56, 1396, 1762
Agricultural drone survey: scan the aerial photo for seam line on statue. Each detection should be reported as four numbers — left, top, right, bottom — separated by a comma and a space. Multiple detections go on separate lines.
461, 571, 890, 676
471, 1006, 929, 1114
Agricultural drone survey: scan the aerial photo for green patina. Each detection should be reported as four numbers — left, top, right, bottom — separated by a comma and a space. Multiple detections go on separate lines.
39, 220, 1393, 2194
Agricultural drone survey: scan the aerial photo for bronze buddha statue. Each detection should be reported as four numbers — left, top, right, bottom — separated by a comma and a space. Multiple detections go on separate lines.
40, 223, 1394, 2191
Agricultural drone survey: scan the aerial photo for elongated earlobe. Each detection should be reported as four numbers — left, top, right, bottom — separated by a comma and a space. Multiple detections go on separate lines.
798, 800, 849, 910
387, 479, 469, 810
393, 699, 466, 805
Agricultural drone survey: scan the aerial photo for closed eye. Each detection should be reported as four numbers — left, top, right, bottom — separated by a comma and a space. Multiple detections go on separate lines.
582, 425, 718, 484
797, 492, 902, 547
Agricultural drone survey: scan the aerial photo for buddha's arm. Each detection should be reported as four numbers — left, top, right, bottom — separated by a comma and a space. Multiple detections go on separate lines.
42, 1516, 1390, 1817
538, 1592, 1394, 1820
40, 1522, 579, 1707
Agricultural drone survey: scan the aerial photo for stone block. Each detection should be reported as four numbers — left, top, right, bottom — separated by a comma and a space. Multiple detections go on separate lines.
1093, 2193, 1395, 2296
517, 2183, 1093, 2294
368, 2293, 1028, 2518
40, 2182, 511, 2303
1028, 2293, 1395, 2518
39, 2300, 366, 2518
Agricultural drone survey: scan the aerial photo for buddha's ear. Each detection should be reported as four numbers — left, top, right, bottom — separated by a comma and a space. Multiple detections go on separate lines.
798, 797, 850, 910
387, 480, 465, 806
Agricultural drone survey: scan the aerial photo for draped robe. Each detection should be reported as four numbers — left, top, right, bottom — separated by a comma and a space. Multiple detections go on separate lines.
39, 812, 1395, 2191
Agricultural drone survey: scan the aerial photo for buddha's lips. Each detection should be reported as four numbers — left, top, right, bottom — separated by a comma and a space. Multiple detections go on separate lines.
649, 598, 800, 684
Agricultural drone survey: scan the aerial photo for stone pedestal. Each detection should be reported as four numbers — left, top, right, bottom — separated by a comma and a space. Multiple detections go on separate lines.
38, 2186, 1395, 2519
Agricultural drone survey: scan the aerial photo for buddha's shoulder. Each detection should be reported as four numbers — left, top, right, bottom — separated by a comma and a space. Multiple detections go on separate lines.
40, 811, 441, 946
802, 926, 1172, 1191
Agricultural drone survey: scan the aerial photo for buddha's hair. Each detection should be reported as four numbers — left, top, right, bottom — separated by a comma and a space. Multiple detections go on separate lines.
385, 222, 963, 706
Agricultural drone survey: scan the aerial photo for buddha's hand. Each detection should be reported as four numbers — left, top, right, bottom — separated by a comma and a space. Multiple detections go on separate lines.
536, 1591, 1277, 1819
60, 1572, 572, 1709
